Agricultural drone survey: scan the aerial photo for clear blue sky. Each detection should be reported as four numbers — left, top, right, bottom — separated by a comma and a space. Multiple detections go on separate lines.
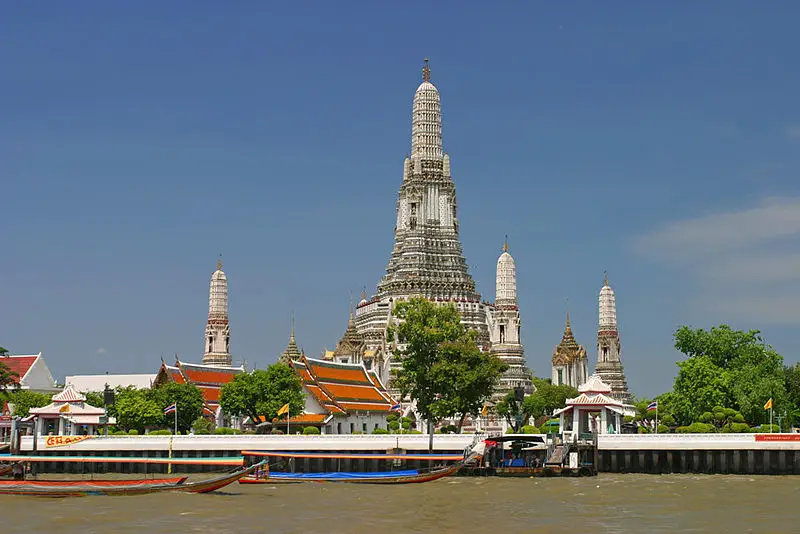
3, 2, 799, 396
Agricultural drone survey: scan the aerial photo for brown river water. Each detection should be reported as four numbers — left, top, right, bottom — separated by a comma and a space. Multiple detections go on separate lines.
1, 474, 797, 533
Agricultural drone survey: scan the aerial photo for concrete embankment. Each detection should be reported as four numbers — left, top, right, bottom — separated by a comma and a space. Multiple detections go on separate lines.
597, 434, 800, 475
14, 434, 474, 474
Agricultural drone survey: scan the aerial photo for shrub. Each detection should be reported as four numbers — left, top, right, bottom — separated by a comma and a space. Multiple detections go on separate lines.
638, 426, 650, 434
401, 416, 414, 425
270, 429, 284, 435
213, 427, 241, 435
408, 430, 422, 434
754, 424, 780, 433
388, 421, 400, 431
372, 427, 389, 434
352, 430, 363, 435
439, 424, 458, 434
675, 422, 715, 433
303, 426, 321, 435
519, 425, 540, 434
656, 424, 670, 434
128, 429, 139, 435
149, 429, 172, 435
623, 416, 634, 423
191, 416, 215, 435
386, 414, 398, 423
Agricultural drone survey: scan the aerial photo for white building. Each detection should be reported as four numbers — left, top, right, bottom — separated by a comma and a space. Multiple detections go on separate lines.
65, 374, 156, 393
0, 353, 59, 393
203, 258, 231, 367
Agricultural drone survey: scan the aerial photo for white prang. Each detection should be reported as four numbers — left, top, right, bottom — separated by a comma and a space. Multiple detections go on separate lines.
411, 60, 443, 161
594, 274, 631, 404
598, 276, 617, 331
203, 258, 232, 367
495, 245, 517, 304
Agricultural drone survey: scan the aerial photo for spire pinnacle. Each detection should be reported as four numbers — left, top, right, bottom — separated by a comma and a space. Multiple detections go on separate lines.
603, 270, 609, 287
503, 235, 509, 253
290, 311, 295, 341
566, 298, 571, 327
217, 253, 223, 271
361, 287, 367, 301
422, 58, 431, 82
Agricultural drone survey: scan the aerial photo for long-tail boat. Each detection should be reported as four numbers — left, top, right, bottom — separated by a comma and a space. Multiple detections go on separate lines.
0, 463, 17, 477
239, 443, 484, 485
0, 456, 265, 497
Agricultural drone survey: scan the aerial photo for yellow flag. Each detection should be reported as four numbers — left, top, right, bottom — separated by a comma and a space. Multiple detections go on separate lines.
481, 404, 488, 417
277, 403, 290, 416
764, 398, 773, 410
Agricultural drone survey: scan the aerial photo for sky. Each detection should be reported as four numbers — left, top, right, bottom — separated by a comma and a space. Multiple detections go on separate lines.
2, 2, 799, 397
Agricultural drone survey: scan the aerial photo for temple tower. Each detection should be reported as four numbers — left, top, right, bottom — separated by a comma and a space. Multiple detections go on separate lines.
202, 258, 231, 367
355, 59, 489, 382
595, 273, 632, 403
551, 302, 588, 389
488, 238, 533, 396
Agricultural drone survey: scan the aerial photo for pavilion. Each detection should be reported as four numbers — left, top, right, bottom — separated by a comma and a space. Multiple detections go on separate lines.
27, 384, 114, 436
553, 374, 632, 441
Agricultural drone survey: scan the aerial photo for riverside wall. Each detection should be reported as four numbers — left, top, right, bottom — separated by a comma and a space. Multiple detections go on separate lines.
8, 433, 800, 475
597, 434, 800, 475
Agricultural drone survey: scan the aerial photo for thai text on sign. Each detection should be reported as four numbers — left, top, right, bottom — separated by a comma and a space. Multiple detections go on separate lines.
45, 435, 95, 448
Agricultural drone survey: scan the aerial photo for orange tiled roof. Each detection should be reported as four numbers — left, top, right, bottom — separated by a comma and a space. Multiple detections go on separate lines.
156, 361, 242, 407
290, 356, 395, 416
288, 413, 330, 424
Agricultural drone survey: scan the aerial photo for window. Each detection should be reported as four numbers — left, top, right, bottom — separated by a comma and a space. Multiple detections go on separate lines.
602, 347, 609, 361
557, 369, 563, 386
362, 422, 367, 432
499, 325, 505, 344
341, 358, 349, 364
349, 422, 355, 434
337, 422, 342, 434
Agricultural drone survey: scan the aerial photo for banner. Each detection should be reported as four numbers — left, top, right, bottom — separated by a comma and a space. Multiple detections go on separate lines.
754, 434, 800, 442
45, 435, 96, 448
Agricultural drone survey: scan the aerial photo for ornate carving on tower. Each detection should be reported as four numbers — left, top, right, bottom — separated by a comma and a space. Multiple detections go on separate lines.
202, 257, 232, 367
595, 273, 632, 404
551, 301, 588, 389
488, 237, 533, 397
355, 59, 490, 385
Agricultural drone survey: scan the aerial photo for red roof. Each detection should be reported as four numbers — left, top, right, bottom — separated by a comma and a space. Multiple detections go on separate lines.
155, 361, 242, 407
290, 356, 395, 416
1, 355, 38, 384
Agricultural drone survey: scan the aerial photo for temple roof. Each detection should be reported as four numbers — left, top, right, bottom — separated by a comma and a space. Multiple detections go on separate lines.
0, 354, 40, 384
333, 312, 365, 358
290, 355, 396, 415
552, 310, 587, 365
155, 359, 243, 407
578, 374, 612, 394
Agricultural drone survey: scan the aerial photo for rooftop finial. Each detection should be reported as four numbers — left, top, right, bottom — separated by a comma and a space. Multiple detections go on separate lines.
566, 298, 571, 327
217, 253, 223, 271
422, 58, 431, 82
361, 286, 367, 301
503, 235, 509, 253
603, 270, 609, 287
290, 311, 295, 341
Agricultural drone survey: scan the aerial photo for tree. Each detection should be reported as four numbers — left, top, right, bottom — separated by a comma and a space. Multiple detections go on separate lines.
390, 299, 464, 423
495, 391, 525, 432
3, 390, 51, 417
523, 377, 578, 420
0, 346, 19, 394
785, 364, 800, 427
151, 382, 204, 433
671, 325, 787, 425
220, 363, 304, 425
427, 339, 507, 431
191, 416, 215, 435
390, 298, 502, 441
114, 388, 163, 433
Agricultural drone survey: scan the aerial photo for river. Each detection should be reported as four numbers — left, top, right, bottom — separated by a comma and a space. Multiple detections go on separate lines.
1, 474, 796, 533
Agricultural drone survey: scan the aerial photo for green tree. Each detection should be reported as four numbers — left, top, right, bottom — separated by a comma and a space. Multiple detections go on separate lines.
0, 346, 19, 394
495, 391, 525, 432
191, 416, 215, 435
151, 382, 204, 433
785, 364, 800, 427
671, 325, 787, 425
114, 388, 163, 433
84, 391, 105, 409
3, 390, 51, 417
523, 377, 578, 420
389, 298, 467, 430
427, 339, 507, 430
220, 363, 304, 425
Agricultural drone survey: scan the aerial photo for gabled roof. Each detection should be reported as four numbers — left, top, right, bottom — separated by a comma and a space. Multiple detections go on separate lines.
52, 384, 86, 403
154, 359, 243, 406
578, 374, 612, 394
290, 356, 396, 415
0, 354, 40, 384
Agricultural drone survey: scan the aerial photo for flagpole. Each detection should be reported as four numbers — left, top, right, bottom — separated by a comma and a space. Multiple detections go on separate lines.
174, 404, 178, 435
770, 406, 773, 433
655, 403, 658, 434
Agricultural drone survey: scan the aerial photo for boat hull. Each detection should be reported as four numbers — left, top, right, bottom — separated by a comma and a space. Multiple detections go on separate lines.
240, 462, 462, 485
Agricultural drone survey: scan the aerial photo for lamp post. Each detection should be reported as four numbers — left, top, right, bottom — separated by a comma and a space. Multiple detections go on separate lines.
102, 384, 115, 436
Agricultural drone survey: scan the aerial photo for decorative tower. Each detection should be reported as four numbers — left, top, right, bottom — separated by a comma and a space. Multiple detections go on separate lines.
488, 237, 533, 396
355, 59, 489, 383
551, 301, 588, 388
202, 257, 232, 367
279, 313, 301, 363
595, 273, 632, 403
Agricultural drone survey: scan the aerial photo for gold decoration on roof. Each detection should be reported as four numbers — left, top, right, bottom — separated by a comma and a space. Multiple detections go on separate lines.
422, 58, 431, 82
503, 235, 508, 253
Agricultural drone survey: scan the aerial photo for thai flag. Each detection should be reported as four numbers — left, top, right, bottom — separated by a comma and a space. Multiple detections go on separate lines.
390, 403, 401, 412
164, 403, 177, 415
647, 401, 658, 412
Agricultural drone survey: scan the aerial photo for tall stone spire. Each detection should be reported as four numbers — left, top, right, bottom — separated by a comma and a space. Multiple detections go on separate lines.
356, 59, 489, 385
595, 273, 631, 403
489, 237, 533, 396
203, 256, 232, 366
